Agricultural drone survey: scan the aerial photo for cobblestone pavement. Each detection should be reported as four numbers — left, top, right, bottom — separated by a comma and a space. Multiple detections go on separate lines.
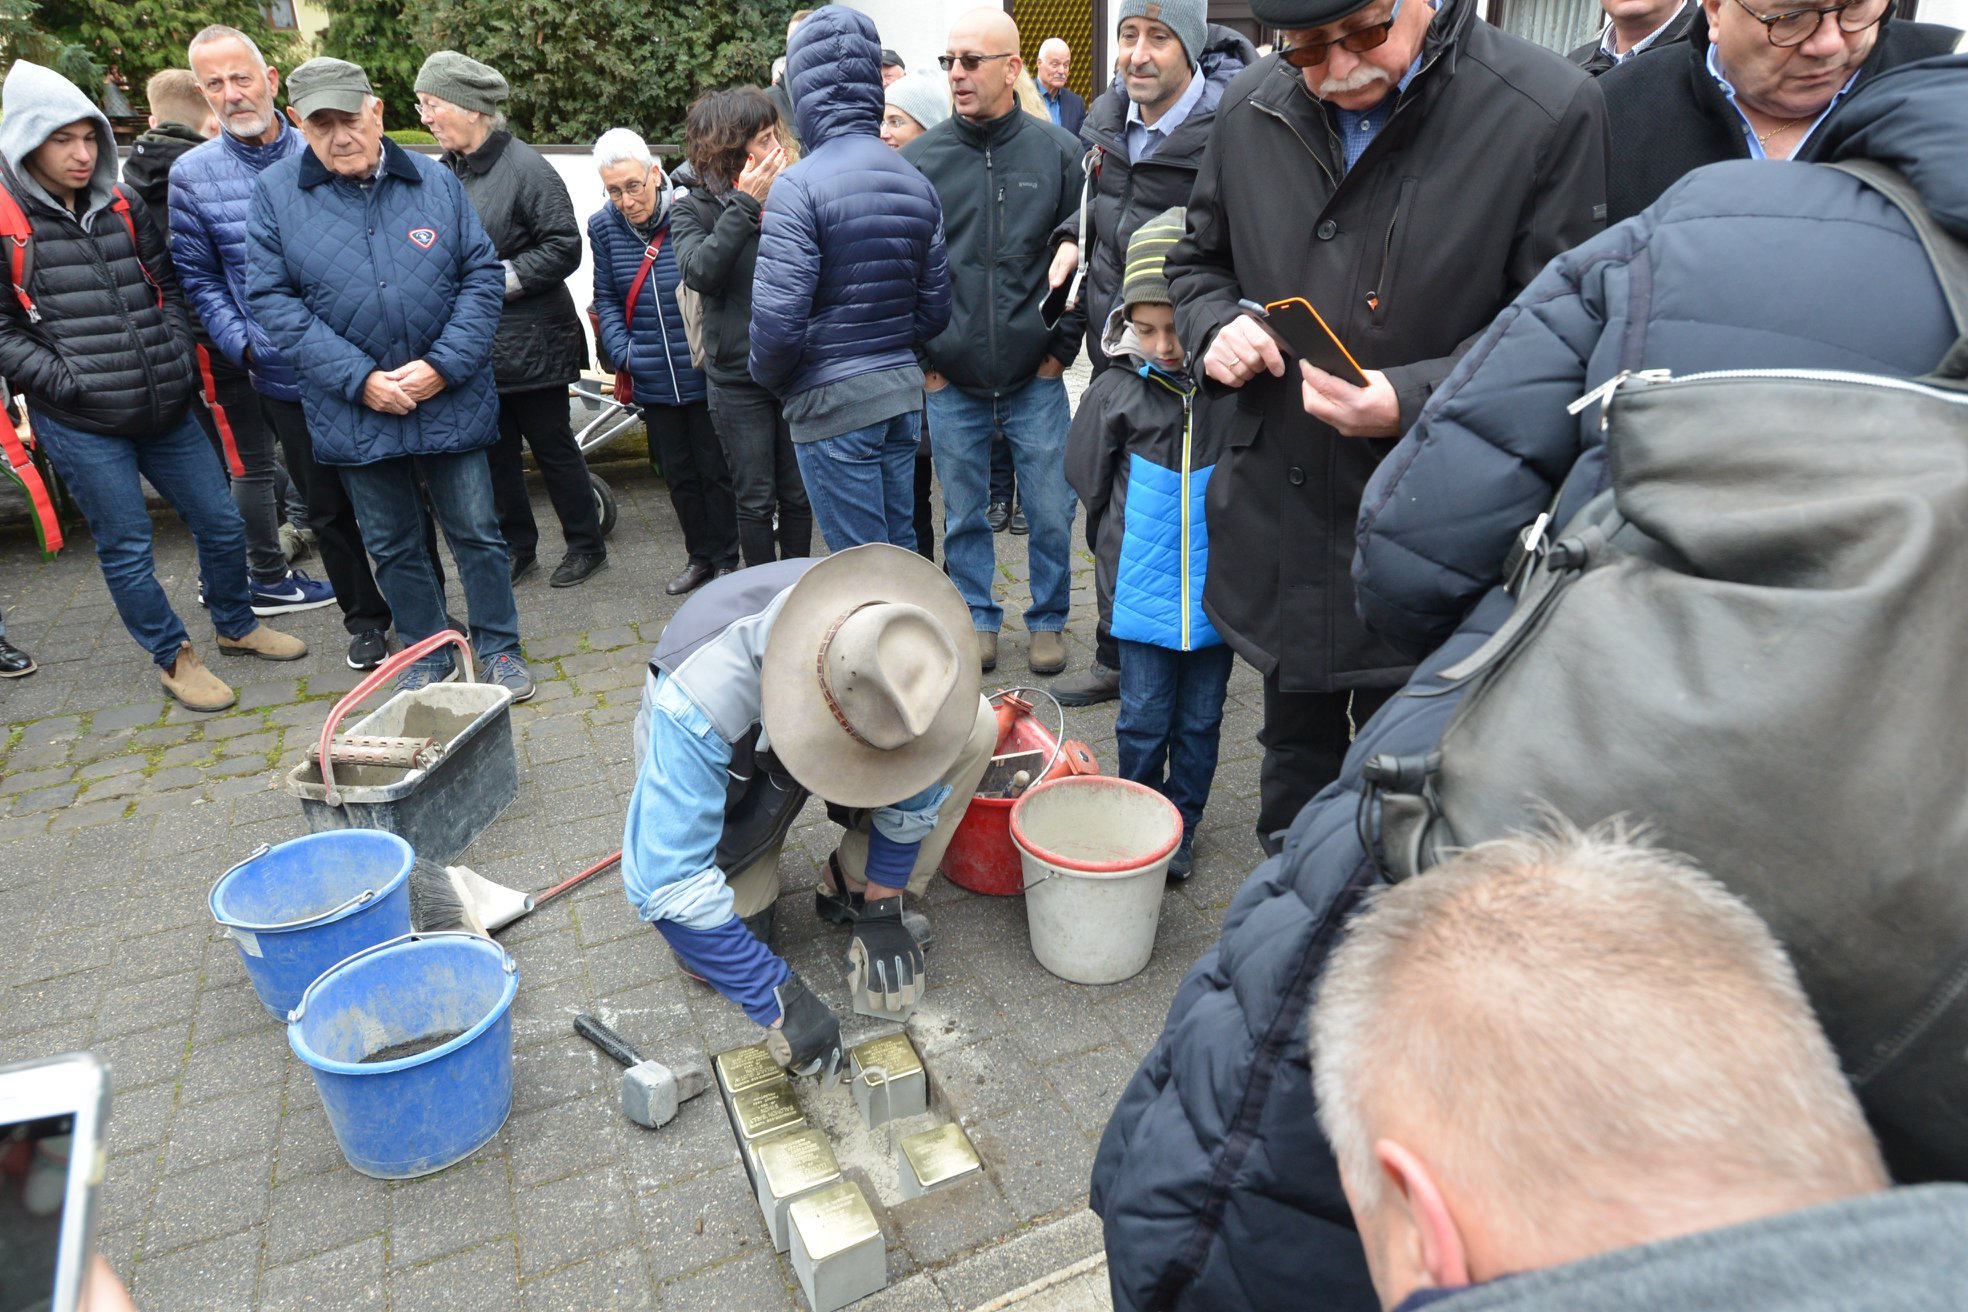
0, 400, 1268, 1309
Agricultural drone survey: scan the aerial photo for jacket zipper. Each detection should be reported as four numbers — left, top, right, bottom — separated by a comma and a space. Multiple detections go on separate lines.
1251, 100, 1337, 191
85, 209, 164, 431
1569, 368, 1968, 432
1179, 387, 1194, 651
985, 144, 1001, 397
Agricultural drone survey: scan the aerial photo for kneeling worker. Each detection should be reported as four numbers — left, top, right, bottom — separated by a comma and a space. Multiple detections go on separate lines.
623, 544, 995, 1078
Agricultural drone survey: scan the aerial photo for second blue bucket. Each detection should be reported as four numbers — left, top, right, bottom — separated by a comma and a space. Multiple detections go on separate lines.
210, 830, 415, 1019
288, 932, 518, 1179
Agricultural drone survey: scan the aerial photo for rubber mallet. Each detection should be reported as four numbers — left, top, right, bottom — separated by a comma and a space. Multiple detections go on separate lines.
573, 1015, 711, 1129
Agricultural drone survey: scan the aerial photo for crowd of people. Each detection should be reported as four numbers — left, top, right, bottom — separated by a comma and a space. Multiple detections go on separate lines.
2, 0, 1965, 1305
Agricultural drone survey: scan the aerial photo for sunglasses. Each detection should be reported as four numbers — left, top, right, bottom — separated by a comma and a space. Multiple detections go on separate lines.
1280, 0, 1406, 67
937, 51, 1015, 71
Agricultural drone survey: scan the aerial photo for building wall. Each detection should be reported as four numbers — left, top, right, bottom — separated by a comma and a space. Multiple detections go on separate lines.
834, 0, 982, 76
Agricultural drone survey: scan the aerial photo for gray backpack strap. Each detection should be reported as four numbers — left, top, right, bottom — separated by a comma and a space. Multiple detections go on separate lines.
1828, 160, 1968, 377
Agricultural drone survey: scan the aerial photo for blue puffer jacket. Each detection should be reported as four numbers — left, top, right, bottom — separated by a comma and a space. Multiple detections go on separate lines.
246, 138, 505, 466
169, 121, 308, 401
1091, 58, 1968, 1312
748, 4, 951, 398
589, 194, 705, 407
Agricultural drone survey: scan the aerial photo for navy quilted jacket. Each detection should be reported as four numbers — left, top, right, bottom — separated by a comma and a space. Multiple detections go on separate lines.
169, 121, 309, 401
245, 138, 505, 466
588, 195, 705, 407
747, 4, 951, 398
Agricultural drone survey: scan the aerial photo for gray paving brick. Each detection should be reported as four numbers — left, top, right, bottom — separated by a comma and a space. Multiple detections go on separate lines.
142, 766, 206, 793
927, 1208, 1106, 1310
99, 1145, 163, 1234
656, 1249, 796, 1310
892, 1171, 1019, 1267
129, 722, 200, 749
0, 1020, 91, 1065
157, 742, 218, 769
265, 1166, 387, 1266
128, 1228, 262, 1312
503, 1091, 618, 1190
77, 773, 143, 804
164, 1085, 284, 1174
275, 1084, 351, 1184
206, 754, 275, 780
388, 1154, 517, 1268
635, 1162, 770, 1281
1042, 1046, 1147, 1143
180, 1029, 289, 1104
520, 1244, 658, 1312
261, 1236, 387, 1310
1, 739, 72, 770
115, 924, 220, 987
202, 711, 274, 739
75, 752, 147, 780
516, 1165, 640, 1275
15, 923, 118, 984
16, 713, 84, 746
11, 779, 80, 813
143, 1150, 272, 1255
613, 1082, 742, 1195
93, 1021, 190, 1092
969, 1100, 1100, 1223
0, 970, 105, 1033
92, 701, 167, 732
922, 1033, 1043, 1124
390, 1240, 521, 1311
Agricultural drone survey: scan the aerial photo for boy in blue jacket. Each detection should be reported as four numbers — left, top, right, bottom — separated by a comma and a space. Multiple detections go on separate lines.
1065, 209, 1229, 879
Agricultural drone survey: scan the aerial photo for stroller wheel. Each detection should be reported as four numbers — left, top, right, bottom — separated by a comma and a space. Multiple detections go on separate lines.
591, 473, 618, 539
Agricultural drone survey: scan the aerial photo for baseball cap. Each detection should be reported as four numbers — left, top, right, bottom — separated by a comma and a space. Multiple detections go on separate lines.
286, 57, 374, 119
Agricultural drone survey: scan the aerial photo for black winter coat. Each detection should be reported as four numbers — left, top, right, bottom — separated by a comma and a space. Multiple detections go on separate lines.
1564, 0, 1697, 75
1168, 0, 1607, 694
119, 123, 207, 229
0, 173, 197, 436
902, 107, 1086, 396
1094, 57, 1968, 1312
672, 182, 762, 388
1597, 8, 1959, 222
1070, 26, 1254, 371
445, 131, 587, 394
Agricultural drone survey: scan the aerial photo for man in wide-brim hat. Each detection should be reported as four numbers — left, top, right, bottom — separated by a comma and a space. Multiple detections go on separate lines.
622, 544, 995, 1076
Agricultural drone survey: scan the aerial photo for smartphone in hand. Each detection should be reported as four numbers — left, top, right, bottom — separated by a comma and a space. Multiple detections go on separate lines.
1, 1053, 111, 1312
1240, 297, 1370, 387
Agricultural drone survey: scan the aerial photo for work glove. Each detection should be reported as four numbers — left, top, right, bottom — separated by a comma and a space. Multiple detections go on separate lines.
763, 974, 846, 1085
845, 896, 925, 1015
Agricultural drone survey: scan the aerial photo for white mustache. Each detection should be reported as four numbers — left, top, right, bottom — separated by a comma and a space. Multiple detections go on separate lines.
1317, 65, 1391, 95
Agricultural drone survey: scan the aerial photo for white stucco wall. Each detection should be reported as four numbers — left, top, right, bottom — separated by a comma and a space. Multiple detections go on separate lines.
834, 0, 982, 76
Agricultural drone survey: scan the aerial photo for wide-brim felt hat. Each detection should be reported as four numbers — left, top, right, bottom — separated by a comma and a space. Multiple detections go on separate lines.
761, 544, 980, 809
1250, 0, 1380, 26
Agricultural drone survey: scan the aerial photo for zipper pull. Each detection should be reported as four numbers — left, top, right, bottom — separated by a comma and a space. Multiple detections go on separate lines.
1566, 369, 1671, 430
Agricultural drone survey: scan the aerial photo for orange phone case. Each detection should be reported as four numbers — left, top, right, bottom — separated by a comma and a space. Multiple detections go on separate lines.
1263, 296, 1370, 387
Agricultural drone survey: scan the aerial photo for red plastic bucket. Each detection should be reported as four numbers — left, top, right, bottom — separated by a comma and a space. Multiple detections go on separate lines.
942, 689, 1099, 896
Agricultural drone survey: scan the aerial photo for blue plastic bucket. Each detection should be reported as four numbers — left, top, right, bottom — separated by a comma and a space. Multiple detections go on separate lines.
209, 830, 415, 1019
288, 932, 518, 1179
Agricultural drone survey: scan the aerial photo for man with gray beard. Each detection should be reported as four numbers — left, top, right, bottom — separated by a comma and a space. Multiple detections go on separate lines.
1164, 0, 1608, 854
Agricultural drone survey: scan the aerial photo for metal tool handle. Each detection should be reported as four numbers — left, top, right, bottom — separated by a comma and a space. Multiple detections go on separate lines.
208, 843, 379, 932
286, 931, 512, 1024
574, 1014, 643, 1068
988, 685, 1068, 788
316, 628, 479, 807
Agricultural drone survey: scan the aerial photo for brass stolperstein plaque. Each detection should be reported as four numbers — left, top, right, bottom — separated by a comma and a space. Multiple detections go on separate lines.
902, 1123, 982, 1189
851, 1033, 923, 1084
731, 1082, 804, 1142
757, 1129, 840, 1196
715, 1043, 787, 1097
789, 1180, 881, 1261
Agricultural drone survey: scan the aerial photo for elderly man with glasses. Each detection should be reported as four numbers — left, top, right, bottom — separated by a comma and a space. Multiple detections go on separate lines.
1159, 0, 1606, 864
1597, 0, 1956, 221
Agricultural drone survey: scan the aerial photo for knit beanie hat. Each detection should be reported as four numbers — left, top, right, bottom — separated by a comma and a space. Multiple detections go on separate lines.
414, 50, 509, 117
1122, 207, 1185, 309
885, 72, 951, 133
1116, 0, 1208, 66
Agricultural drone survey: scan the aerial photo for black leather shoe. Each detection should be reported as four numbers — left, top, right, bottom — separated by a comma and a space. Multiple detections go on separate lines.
0, 638, 35, 678
665, 560, 714, 596
1009, 506, 1029, 535
509, 552, 537, 584
713, 565, 737, 580
549, 552, 608, 588
987, 500, 1011, 533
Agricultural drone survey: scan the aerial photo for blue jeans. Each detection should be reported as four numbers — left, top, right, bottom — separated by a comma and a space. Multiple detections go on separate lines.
1116, 639, 1235, 834
793, 410, 920, 552
925, 376, 1073, 633
338, 450, 521, 665
32, 407, 257, 666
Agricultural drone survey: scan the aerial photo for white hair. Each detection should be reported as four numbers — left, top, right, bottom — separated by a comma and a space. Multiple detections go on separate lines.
1038, 37, 1071, 59
187, 24, 267, 71
592, 127, 652, 172
1309, 817, 1886, 1244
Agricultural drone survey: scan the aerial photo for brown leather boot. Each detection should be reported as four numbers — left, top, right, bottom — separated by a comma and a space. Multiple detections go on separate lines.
216, 623, 307, 661
160, 642, 236, 712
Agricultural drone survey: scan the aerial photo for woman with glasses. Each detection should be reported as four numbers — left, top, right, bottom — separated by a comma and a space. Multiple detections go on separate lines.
673, 88, 813, 569
587, 128, 740, 596
1597, 0, 1956, 221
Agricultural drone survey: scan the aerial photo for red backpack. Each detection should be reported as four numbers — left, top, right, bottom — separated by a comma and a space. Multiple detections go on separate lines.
0, 181, 166, 556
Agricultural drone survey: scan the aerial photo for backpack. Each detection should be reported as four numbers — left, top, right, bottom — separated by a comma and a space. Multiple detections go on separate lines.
1365, 161, 1968, 1182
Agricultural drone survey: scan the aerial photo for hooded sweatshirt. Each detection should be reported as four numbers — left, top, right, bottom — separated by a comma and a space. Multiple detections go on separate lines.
0, 61, 196, 436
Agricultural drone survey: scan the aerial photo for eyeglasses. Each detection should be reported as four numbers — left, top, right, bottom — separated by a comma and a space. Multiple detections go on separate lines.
881, 113, 914, 129
605, 172, 651, 201
1728, 0, 1887, 45
1280, 0, 1405, 67
937, 51, 1014, 71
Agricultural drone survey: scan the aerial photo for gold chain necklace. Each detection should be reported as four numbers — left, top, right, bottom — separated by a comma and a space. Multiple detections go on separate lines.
1756, 115, 1807, 146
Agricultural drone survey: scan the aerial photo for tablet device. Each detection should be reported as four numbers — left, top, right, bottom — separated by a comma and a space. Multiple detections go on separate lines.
1245, 297, 1370, 388
0, 1052, 111, 1312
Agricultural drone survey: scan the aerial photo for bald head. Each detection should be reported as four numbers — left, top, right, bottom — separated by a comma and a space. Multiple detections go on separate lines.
946, 7, 1024, 121
1310, 820, 1888, 1310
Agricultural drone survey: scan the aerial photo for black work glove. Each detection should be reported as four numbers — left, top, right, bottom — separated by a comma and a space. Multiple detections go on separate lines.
845, 896, 925, 1015
763, 973, 846, 1084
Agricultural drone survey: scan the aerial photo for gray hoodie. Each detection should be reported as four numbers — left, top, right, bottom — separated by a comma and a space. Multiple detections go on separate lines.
0, 60, 120, 224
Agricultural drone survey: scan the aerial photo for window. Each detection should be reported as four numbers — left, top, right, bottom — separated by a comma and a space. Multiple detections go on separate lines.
261, 0, 298, 31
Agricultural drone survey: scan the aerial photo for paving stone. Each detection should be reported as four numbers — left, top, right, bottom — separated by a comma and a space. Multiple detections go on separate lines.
1, 739, 71, 770
202, 712, 275, 740
928, 1208, 1106, 1310
115, 924, 220, 987
275, 1084, 350, 1184
1001, 994, 1124, 1066
16, 713, 84, 746
388, 1154, 518, 1268
206, 754, 275, 780
510, 1032, 612, 1117
921, 1032, 1043, 1124
390, 1240, 521, 1312
99, 1145, 163, 1235
143, 765, 206, 793
77, 773, 144, 804
128, 1228, 262, 1312
969, 1100, 1100, 1223
143, 1151, 272, 1255
656, 1249, 795, 1310
612, 1081, 742, 1195
15, 923, 119, 983
180, 1029, 290, 1104
635, 1163, 770, 1280
93, 1020, 190, 1092
523, 631, 585, 661
129, 722, 200, 749
261, 1236, 387, 1310
0, 1019, 91, 1065
581, 928, 672, 996
92, 701, 168, 733
516, 1165, 640, 1275
584, 626, 638, 651
75, 752, 147, 780
236, 682, 301, 713
95, 969, 199, 1043
519, 1244, 658, 1312
0, 970, 106, 1033
265, 1166, 388, 1266
157, 742, 219, 769
11, 779, 80, 813
164, 1085, 284, 1174
892, 1171, 1019, 1267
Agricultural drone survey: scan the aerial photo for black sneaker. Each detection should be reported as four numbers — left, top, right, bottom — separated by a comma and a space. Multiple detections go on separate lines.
1009, 506, 1029, 535
987, 500, 1011, 533
1167, 834, 1195, 881
509, 552, 538, 585
346, 628, 390, 671
549, 552, 607, 588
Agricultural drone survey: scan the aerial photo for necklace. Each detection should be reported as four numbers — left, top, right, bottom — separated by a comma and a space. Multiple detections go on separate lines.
1755, 115, 1807, 146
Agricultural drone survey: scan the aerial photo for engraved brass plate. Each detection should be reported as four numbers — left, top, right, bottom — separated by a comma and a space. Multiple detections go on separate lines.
757, 1128, 840, 1196
850, 1032, 923, 1085
788, 1180, 881, 1261
901, 1123, 982, 1189
731, 1082, 804, 1141
715, 1043, 787, 1097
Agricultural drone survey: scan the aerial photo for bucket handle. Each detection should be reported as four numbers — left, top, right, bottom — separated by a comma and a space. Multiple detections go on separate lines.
987, 685, 1067, 791
286, 929, 516, 1024
208, 842, 380, 932
317, 629, 480, 807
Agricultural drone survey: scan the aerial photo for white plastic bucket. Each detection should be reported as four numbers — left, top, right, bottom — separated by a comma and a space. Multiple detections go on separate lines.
1009, 776, 1183, 985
